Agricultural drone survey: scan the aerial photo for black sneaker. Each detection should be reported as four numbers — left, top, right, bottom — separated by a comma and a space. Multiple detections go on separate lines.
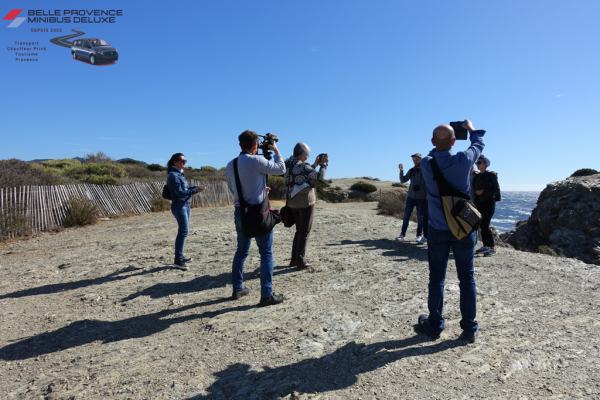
458, 329, 479, 343
417, 314, 441, 339
232, 288, 250, 300
173, 259, 189, 271
259, 294, 285, 307
183, 257, 193, 263
484, 249, 497, 257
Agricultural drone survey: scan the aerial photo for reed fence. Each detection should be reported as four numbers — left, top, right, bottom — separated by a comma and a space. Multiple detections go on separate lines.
0, 180, 233, 239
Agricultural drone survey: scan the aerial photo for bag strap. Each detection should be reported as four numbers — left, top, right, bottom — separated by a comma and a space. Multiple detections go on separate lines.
233, 158, 248, 207
430, 157, 471, 201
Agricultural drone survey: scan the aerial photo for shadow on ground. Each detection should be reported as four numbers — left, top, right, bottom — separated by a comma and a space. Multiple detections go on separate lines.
327, 239, 429, 262
121, 265, 297, 302
0, 266, 170, 299
189, 332, 467, 399
0, 297, 253, 361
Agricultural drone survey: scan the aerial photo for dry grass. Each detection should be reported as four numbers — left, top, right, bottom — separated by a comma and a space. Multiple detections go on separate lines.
0, 204, 33, 240
150, 194, 171, 212
377, 191, 417, 222
63, 197, 98, 227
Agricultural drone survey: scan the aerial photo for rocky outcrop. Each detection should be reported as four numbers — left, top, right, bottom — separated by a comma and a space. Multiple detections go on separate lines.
506, 174, 600, 264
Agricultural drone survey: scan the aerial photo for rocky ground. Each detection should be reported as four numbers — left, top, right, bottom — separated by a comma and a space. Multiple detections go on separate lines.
1, 202, 599, 399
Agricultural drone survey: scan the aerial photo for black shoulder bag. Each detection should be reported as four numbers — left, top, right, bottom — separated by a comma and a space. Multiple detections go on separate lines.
233, 158, 281, 238
430, 157, 481, 240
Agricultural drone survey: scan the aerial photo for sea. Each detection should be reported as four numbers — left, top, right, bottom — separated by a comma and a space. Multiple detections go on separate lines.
491, 191, 541, 233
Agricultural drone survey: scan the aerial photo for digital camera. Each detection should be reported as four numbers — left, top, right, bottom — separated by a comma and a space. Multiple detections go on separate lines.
449, 121, 468, 140
257, 133, 279, 160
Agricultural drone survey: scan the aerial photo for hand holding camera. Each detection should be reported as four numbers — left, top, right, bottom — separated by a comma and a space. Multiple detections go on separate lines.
399, 163, 404, 171
449, 119, 476, 140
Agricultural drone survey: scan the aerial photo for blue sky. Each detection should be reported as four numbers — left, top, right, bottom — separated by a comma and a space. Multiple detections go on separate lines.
2, 0, 599, 191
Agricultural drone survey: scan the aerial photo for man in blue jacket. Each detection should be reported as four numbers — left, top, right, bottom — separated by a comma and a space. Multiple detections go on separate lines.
418, 119, 485, 343
225, 130, 286, 307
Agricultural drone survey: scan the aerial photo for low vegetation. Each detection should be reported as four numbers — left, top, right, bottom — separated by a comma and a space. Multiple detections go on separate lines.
570, 168, 599, 177
392, 182, 408, 188
267, 176, 286, 200
0, 159, 67, 188
62, 197, 98, 227
351, 181, 378, 193
377, 191, 417, 222
150, 193, 171, 212
1, 152, 228, 188
537, 245, 564, 257
0, 204, 32, 240
315, 179, 331, 201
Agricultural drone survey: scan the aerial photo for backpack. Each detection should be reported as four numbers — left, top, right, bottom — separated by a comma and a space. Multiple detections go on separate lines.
162, 183, 171, 200
430, 158, 481, 240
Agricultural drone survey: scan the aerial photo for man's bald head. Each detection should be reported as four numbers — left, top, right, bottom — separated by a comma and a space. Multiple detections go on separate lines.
432, 124, 456, 151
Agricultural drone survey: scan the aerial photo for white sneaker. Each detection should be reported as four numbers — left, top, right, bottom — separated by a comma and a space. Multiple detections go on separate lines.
416, 236, 422, 242
394, 234, 405, 241
418, 237, 427, 244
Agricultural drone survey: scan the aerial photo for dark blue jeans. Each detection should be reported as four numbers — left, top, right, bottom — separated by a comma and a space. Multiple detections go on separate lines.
171, 203, 191, 261
401, 197, 429, 238
426, 227, 478, 334
232, 208, 274, 298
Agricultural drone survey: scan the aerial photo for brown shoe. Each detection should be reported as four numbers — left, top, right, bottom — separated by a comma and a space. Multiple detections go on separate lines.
288, 260, 297, 267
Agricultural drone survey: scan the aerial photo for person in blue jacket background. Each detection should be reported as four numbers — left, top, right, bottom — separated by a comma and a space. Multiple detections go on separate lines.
167, 153, 204, 271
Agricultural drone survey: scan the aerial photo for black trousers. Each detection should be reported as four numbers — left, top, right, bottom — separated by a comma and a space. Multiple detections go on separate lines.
475, 198, 496, 248
290, 204, 314, 268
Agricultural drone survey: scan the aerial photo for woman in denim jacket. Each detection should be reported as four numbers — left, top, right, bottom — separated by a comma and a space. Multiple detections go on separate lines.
167, 153, 204, 270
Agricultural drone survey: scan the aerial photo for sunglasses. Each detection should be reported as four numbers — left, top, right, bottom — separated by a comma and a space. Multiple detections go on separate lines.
476, 161, 484, 165
179, 159, 187, 164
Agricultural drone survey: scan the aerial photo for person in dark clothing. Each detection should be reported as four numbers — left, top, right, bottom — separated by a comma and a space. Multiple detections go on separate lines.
472, 154, 500, 257
284, 142, 328, 270
395, 153, 428, 244
167, 153, 204, 271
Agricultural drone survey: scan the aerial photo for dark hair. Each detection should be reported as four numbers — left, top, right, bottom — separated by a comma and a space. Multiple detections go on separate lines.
167, 153, 184, 174
239, 130, 259, 151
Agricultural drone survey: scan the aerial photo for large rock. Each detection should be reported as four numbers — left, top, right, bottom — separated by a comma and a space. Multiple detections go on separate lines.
506, 174, 600, 264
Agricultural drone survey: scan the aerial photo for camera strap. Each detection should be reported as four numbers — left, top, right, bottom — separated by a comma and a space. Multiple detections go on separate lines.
430, 157, 481, 240
233, 158, 248, 208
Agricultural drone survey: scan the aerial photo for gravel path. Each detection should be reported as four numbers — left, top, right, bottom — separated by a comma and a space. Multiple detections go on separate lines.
1, 203, 599, 399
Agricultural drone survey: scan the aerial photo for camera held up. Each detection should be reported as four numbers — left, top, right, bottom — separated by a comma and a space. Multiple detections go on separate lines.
449, 121, 468, 140
257, 133, 279, 160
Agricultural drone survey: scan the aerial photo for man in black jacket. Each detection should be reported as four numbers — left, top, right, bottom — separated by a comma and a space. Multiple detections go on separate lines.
394, 153, 429, 244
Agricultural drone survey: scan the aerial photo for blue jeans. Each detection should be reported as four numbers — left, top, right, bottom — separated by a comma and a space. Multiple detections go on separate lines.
232, 209, 274, 298
426, 227, 478, 334
401, 197, 429, 238
171, 203, 190, 261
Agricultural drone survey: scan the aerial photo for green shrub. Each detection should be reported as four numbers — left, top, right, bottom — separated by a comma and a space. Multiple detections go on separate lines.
0, 204, 32, 240
84, 151, 114, 164
150, 194, 170, 212
267, 175, 286, 199
392, 182, 408, 188
201, 166, 217, 173
41, 158, 82, 169
351, 181, 377, 193
570, 168, 598, 177
377, 191, 417, 222
315, 179, 331, 201
220, 167, 226, 171
537, 245, 558, 256
125, 165, 163, 180
0, 159, 67, 188
148, 163, 167, 172
63, 197, 98, 227
119, 158, 146, 166
84, 175, 119, 185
